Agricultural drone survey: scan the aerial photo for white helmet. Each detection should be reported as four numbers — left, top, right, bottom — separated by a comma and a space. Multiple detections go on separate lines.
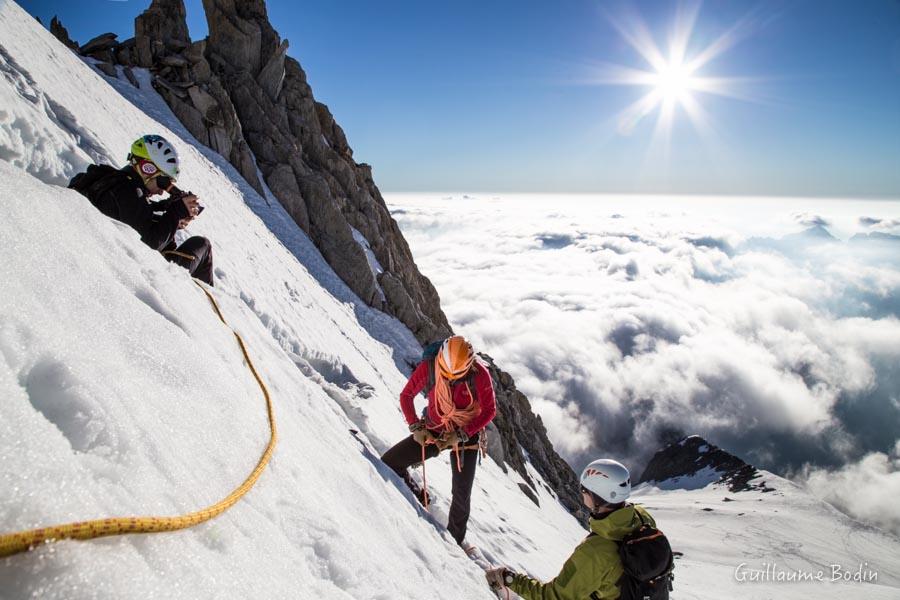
580, 459, 631, 504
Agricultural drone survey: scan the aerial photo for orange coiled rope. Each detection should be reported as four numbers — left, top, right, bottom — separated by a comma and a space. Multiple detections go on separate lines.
432, 359, 480, 431
0, 281, 277, 559
433, 366, 480, 473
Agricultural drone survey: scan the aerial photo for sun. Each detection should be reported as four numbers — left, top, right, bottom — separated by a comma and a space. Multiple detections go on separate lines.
653, 59, 697, 104
591, 3, 756, 147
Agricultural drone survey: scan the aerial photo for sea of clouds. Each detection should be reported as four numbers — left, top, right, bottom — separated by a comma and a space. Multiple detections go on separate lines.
387, 193, 900, 534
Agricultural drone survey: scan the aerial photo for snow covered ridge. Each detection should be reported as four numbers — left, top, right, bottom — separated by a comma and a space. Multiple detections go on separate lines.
630, 438, 900, 599
634, 466, 900, 599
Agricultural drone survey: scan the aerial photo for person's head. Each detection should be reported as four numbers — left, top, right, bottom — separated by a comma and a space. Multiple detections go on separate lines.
580, 458, 631, 514
436, 336, 475, 381
128, 134, 180, 195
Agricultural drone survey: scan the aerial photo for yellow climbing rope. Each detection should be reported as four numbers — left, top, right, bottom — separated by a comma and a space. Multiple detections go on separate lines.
0, 281, 277, 559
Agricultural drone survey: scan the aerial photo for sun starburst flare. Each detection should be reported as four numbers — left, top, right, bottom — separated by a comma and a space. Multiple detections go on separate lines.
590, 2, 763, 152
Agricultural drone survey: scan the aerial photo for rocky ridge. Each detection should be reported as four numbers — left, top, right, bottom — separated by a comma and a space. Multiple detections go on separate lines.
639, 435, 776, 493
45, 1, 583, 514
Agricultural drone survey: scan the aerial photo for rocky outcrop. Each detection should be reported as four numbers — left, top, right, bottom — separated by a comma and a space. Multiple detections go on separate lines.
198, 0, 450, 341
639, 435, 776, 493
134, 0, 262, 194
134, 0, 190, 68
79, 33, 118, 56
62, 0, 584, 515
49, 16, 78, 51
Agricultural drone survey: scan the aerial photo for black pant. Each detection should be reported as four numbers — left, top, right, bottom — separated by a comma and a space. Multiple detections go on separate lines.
382, 433, 480, 545
163, 236, 214, 286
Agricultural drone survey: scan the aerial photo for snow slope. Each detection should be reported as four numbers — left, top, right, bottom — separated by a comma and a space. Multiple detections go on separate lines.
2, 2, 899, 599
633, 472, 900, 599
0, 2, 583, 598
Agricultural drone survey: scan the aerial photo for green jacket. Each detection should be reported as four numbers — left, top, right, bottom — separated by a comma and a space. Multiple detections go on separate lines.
508, 504, 656, 600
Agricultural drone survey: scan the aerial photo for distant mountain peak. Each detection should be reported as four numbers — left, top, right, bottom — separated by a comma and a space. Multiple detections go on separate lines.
638, 435, 775, 493
743, 224, 840, 255
789, 224, 838, 242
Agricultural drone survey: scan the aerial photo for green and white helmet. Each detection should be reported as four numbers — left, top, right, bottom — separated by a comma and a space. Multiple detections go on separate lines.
129, 134, 180, 179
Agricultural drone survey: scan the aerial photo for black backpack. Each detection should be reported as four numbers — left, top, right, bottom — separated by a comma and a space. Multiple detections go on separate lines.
419, 339, 479, 405
614, 507, 674, 600
68, 164, 128, 214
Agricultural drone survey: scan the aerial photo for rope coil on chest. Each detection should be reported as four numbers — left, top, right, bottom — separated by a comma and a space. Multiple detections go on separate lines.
432, 359, 480, 431
0, 281, 277, 559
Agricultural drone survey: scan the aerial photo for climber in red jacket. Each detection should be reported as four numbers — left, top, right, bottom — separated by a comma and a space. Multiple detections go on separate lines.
382, 335, 496, 547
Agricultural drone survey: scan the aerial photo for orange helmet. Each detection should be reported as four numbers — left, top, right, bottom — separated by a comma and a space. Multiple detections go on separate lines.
437, 336, 475, 380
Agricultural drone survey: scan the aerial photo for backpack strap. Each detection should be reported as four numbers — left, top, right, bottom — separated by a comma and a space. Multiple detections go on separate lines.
632, 504, 646, 527
424, 359, 436, 398
464, 368, 479, 405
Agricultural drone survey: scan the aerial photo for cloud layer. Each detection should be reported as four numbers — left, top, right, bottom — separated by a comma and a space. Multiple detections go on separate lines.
800, 442, 900, 535
389, 193, 900, 531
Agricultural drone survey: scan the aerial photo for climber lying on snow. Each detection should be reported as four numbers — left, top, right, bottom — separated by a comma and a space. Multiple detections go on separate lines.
381, 335, 496, 548
69, 134, 214, 286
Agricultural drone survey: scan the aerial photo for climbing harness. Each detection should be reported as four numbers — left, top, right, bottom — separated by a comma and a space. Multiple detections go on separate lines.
417, 435, 482, 512
0, 280, 277, 559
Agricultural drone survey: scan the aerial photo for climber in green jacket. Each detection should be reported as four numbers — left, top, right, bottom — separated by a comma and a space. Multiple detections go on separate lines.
485, 459, 669, 600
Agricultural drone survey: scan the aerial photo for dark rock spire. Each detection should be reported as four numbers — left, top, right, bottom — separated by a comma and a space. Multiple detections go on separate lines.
49, 16, 79, 51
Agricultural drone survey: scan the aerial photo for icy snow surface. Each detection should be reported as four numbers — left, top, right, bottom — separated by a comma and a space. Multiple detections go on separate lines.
2, 1, 900, 598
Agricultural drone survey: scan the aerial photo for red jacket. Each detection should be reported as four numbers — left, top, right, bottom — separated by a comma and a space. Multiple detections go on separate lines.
399, 360, 496, 437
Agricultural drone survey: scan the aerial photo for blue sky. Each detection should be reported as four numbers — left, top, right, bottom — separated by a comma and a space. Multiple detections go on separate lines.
21, 0, 900, 197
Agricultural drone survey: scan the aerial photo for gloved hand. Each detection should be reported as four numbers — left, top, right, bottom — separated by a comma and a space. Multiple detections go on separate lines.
409, 420, 436, 446
436, 428, 469, 451
485, 567, 512, 590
